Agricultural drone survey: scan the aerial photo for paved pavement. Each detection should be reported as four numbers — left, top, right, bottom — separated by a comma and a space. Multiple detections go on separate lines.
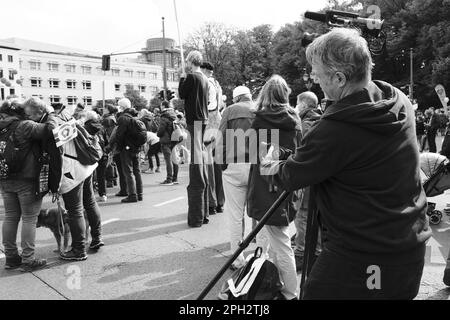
0, 152, 449, 300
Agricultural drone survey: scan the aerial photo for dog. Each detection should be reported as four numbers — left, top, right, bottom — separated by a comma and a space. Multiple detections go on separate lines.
37, 207, 90, 254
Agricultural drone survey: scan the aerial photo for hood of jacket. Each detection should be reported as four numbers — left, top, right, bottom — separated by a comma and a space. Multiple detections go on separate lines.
253, 105, 301, 132
0, 113, 21, 130
84, 119, 103, 135
322, 80, 409, 136
298, 107, 322, 122
161, 108, 177, 122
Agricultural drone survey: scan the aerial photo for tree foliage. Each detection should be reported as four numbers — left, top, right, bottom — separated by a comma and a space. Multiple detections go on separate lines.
124, 85, 148, 111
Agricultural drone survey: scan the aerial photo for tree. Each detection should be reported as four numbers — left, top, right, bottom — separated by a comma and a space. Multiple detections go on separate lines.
94, 99, 116, 110
124, 85, 148, 111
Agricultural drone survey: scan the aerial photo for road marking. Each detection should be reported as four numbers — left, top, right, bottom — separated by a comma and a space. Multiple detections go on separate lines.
102, 218, 120, 226
427, 236, 446, 264
154, 197, 185, 207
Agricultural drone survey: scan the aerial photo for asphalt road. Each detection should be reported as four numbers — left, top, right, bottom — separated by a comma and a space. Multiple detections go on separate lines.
0, 150, 449, 300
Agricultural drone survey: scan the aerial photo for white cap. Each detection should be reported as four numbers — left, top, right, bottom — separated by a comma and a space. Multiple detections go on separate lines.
118, 98, 131, 111
233, 86, 251, 99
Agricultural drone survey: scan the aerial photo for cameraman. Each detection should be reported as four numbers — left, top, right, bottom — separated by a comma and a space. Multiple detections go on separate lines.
263, 28, 431, 299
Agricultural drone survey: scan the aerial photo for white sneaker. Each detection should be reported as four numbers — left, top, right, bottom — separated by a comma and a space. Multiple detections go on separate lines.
99, 195, 107, 202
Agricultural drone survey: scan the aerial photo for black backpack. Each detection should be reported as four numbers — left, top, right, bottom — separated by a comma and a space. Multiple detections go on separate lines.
72, 123, 103, 166
0, 120, 33, 179
128, 118, 147, 147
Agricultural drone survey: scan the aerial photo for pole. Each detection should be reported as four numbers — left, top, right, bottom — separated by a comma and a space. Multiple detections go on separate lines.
102, 71, 105, 109
410, 48, 414, 102
162, 17, 168, 101
173, 0, 186, 74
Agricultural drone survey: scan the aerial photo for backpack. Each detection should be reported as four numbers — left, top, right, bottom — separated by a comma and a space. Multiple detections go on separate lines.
218, 247, 283, 300
0, 120, 33, 180
72, 123, 103, 166
129, 118, 148, 147
171, 120, 187, 143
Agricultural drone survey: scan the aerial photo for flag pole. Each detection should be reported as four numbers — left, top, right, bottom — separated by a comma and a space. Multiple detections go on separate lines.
173, 0, 186, 73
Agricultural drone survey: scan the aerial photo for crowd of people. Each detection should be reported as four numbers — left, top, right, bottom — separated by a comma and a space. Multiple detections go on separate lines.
415, 107, 449, 153
0, 26, 449, 300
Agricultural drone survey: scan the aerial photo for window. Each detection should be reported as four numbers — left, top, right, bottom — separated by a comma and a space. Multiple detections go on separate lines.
9, 88, 15, 95
32, 94, 44, 100
83, 96, 92, 106
65, 64, 76, 73
0, 69, 3, 78
137, 71, 145, 79
49, 79, 60, 88
125, 83, 134, 90
66, 80, 76, 89
112, 69, 120, 77
48, 62, 59, 72
138, 85, 146, 93
149, 72, 157, 80
30, 60, 41, 70
0, 54, 2, 61
67, 96, 77, 105
115, 83, 121, 92
31, 77, 42, 88
8, 70, 14, 80
81, 65, 91, 74
82, 81, 91, 90
8, 55, 13, 63
150, 86, 158, 94
50, 95, 61, 104
124, 70, 133, 77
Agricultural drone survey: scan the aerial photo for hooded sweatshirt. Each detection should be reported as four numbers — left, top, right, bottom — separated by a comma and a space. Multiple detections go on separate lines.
269, 80, 431, 264
247, 105, 302, 226
157, 108, 178, 144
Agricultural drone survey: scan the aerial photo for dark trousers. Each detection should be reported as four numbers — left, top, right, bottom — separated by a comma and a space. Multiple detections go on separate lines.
114, 153, 127, 194
428, 129, 437, 153
120, 150, 143, 197
214, 163, 225, 207
161, 143, 178, 182
147, 142, 161, 170
187, 123, 208, 226
62, 175, 102, 252
96, 157, 108, 197
303, 247, 424, 300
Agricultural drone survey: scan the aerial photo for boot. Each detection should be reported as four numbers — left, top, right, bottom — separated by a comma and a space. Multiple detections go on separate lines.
121, 194, 138, 203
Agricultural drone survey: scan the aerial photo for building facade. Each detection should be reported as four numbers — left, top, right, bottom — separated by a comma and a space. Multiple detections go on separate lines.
0, 37, 181, 112
0, 41, 22, 101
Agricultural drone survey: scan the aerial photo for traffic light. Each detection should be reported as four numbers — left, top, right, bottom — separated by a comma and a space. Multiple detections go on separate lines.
167, 90, 175, 101
101, 55, 111, 71
159, 90, 165, 100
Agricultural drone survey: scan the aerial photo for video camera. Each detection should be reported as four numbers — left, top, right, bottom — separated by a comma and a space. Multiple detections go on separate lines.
302, 10, 386, 55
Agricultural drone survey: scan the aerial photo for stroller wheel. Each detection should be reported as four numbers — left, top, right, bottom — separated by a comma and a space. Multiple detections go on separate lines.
429, 210, 442, 225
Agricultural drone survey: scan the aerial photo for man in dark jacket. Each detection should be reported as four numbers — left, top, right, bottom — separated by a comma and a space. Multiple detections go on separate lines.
263, 28, 431, 299
157, 101, 179, 185
178, 50, 210, 227
115, 98, 143, 203
427, 109, 441, 153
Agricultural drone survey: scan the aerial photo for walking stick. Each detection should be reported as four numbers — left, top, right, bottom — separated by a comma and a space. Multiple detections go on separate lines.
197, 190, 290, 300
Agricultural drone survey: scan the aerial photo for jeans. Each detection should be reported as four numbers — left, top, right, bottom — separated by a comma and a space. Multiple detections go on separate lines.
222, 163, 252, 268
83, 175, 102, 240
114, 153, 127, 194
147, 142, 161, 170
303, 247, 425, 299
214, 163, 225, 207
120, 150, 143, 197
428, 129, 437, 153
96, 156, 108, 197
161, 143, 178, 182
1, 180, 43, 263
187, 123, 208, 226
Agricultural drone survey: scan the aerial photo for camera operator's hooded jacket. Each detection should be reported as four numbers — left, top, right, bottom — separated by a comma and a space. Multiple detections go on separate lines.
247, 105, 302, 226
264, 80, 431, 265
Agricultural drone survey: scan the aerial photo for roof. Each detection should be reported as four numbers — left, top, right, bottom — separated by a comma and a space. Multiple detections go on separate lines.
0, 39, 20, 51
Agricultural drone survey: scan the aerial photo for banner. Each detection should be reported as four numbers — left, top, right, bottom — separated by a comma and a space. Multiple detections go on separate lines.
53, 119, 78, 147
435, 84, 449, 114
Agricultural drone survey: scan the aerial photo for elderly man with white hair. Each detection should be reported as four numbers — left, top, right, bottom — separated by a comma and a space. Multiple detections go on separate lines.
263, 28, 431, 299
215, 85, 255, 270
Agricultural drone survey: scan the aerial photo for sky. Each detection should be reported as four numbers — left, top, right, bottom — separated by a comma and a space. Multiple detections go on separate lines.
1, 0, 328, 54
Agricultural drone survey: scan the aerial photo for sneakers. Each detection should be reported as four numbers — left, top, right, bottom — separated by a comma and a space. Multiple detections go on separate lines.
203, 217, 210, 225
122, 195, 138, 203
142, 168, 154, 174
60, 249, 88, 261
98, 195, 107, 202
20, 258, 47, 272
115, 191, 128, 197
160, 180, 174, 186
4, 255, 22, 270
209, 207, 217, 215
172, 180, 179, 185
444, 266, 450, 286
155, 167, 161, 173
89, 239, 105, 250
216, 205, 223, 213
138, 194, 143, 201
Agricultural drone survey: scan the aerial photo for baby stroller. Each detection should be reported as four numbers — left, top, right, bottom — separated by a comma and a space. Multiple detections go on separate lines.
420, 152, 450, 225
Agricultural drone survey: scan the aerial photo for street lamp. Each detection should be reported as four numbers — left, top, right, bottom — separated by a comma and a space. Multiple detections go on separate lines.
303, 68, 313, 91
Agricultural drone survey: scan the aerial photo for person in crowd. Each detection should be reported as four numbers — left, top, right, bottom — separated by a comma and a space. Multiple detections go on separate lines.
102, 104, 119, 188
415, 111, 426, 151
157, 100, 179, 185
115, 98, 143, 203
143, 128, 161, 174
247, 75, 301, 300
73, 103, 85, 120
263, 28, 431, 299
1, 99, 50, 271
201, 62, 225, 215
427, 108, 440, 153
292, 91, 322, 272
178, 50, 210, 228
215, 85, 256, 270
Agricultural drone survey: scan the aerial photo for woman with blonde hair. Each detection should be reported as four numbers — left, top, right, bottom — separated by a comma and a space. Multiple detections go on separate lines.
247, 75, 302, 300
